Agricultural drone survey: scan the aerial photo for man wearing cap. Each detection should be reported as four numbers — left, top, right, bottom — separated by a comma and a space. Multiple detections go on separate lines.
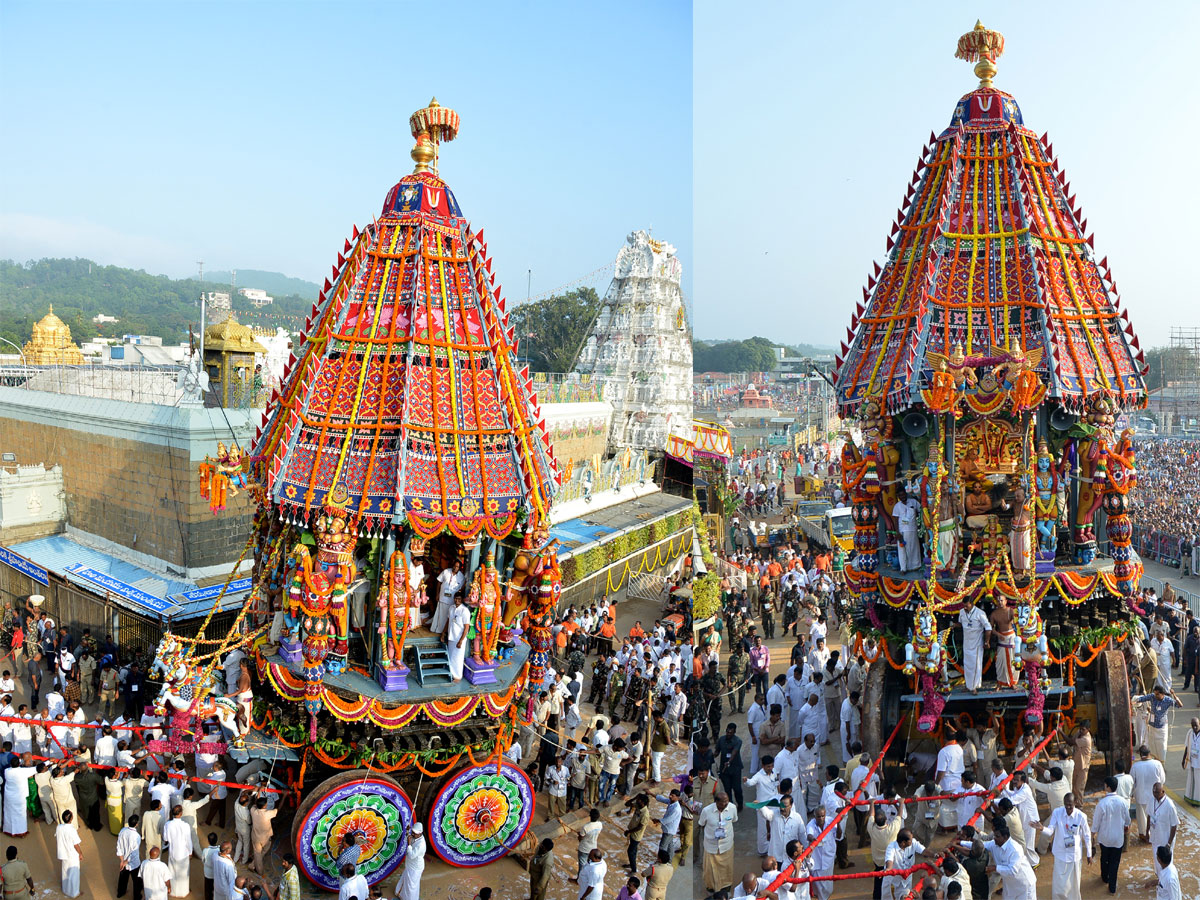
395, 823, 425, 900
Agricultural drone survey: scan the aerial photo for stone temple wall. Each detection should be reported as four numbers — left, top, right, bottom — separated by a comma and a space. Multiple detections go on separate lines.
0, 388, 256, 572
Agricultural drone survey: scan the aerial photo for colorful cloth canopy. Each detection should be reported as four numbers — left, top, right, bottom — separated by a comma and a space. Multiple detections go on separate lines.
255, 103, 559, 537
835, 68, 1146, 415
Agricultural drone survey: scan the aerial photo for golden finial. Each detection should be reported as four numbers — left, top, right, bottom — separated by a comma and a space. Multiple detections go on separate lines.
955, 20, 1005, 89
408, 98, 461, 176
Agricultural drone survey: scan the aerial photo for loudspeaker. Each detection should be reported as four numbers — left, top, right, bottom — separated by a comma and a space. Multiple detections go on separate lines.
1049, 407, 1078, 432
901, 411, 930, 438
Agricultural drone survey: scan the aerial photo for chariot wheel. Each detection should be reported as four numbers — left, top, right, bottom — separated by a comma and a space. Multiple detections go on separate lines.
291, 769, 414, 891
1095, 649, 1133, 776
426, 759, 535, 867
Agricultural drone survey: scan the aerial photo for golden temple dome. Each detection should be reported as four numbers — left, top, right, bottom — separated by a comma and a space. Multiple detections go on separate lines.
23, 305, 84, 365
204, 314, 267, 354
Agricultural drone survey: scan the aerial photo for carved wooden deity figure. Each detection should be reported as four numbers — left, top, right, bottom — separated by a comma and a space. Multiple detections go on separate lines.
1009, 485, 1034, 575
1033, 440, 1060, 555
1073, 396, 1116, 564
312, 485, 358, 673
471, 551, 503, 664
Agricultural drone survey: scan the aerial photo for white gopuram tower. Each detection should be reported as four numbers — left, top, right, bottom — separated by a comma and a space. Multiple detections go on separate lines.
574, 230, 693, 454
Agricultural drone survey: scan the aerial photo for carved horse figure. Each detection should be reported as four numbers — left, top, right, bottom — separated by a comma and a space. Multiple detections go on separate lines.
1013, 603, 1051, 723
905, 605, 949, 732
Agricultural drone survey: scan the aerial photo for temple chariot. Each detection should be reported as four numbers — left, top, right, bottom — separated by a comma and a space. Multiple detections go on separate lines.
153, 99, 563, 889
837, 24, 1148, 771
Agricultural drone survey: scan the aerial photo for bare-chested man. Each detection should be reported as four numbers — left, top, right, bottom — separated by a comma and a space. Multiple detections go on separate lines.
990, 595, 1017, 688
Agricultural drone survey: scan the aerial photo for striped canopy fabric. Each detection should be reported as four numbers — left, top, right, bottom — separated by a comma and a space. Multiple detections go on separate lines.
835, 86, 1146, 416
253, 170, 559, 538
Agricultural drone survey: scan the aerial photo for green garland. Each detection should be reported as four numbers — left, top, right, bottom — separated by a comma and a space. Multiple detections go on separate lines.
1048, 620, 1136, 653
694, 574, 720, 621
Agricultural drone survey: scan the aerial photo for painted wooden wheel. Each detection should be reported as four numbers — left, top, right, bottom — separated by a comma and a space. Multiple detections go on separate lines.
1096, 648, 1133, 776
292, 770, 414, 891
426, 760, 535, 867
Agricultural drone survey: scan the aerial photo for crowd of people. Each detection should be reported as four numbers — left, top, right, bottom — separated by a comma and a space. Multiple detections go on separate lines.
689, 469, 1192, 900
0, 601, 296, 900
1129, 438, 1200, 573
503, 588, 698, 900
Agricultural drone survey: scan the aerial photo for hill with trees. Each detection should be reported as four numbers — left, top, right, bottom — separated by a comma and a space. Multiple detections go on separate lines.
203, 269, 321, 300
693, 336, 779, 373
0, 258, 314, 349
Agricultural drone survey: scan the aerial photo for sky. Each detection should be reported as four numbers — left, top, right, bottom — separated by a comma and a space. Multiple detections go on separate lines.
0, 0, 691, 303
694, 0, 1200, 349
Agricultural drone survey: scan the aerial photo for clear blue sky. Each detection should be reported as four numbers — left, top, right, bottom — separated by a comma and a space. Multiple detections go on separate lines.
0, 0, 691, 303
694, 0, 1199, 349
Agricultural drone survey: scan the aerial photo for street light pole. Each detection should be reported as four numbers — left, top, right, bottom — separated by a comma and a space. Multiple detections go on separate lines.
0, 336, 27, 366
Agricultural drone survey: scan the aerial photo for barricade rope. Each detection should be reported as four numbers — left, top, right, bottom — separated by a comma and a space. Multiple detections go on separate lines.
0, 713, 288, 794
761, 712, 908, 896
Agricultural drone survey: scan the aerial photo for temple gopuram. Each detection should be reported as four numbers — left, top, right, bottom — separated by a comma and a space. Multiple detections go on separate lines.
835, 24, 1148, 768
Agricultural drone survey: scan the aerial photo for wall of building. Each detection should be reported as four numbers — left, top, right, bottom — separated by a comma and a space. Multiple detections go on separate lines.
0, 388, 256, 574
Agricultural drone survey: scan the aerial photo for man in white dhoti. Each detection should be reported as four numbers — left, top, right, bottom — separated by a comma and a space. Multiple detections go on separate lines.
395, 821, 426, 900
982, 825, 1036, 900
958, 597, 992, 693
990, 596, 1018, 688
431, 561, 464, 635
163, 805, 194, 897
1150, 635, 1175, 692
1033, 791, 1091, 900
446, 594, 471, 682
2, 755, 35, 836
743, 756, 779, 854
56, 809, 82, 898
893, 491, 921, 572
935, 732, 966, 829
1184, 718, 1200, 806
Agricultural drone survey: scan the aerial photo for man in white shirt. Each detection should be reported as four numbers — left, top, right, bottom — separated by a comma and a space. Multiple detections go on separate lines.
744, 757, 780, 854
212, 842, 237, 900
162, 805, 193, 897
430, 561, 464, 635
1149, 634, 1175, 691
1131, 746, 1166, 840
337, 863, 368, 900
982, 824, 1036, 900
1092, 775, 1131, 895
140, 846, 172, 900
1034, 791, 1091, 900
1147, 782, 1180, 874
805, 806, 837, 900
882, 828, 933, 900
935, 731, 966, 829
958, 596, 992, 692
1184, 717, 1200, 806
573, 848, 607, 900
767, 792, 805, 866
1155, 846, 1183, 900
849, 751, 881, 847
746, 694, 768, 773
893, 490, 921, 571
117, 814, 143, 899
1032, 765, 1071, 820
839, 691, 861, 763
56, 809, 82, 898
697, 793, 737, 897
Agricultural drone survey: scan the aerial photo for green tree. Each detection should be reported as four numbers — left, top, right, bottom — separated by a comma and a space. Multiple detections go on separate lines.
693, 336, 779, 373
507, 287, 602, 372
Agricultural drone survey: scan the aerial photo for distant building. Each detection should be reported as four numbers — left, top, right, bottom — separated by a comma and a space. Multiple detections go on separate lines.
22, 306, 85, 365
202, 291, 232, 324
92, 314, 119, 325
239, 288, 273, 307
